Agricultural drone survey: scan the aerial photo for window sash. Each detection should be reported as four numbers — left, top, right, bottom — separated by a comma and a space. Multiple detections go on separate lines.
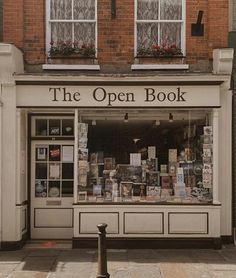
135, 0, 185, 55
46, 0, 97, 56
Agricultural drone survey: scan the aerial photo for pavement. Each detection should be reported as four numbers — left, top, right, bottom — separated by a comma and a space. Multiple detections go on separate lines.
0, 242, 236, 277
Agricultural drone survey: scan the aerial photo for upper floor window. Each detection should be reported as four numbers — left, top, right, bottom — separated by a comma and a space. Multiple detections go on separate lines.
135, 0, 185, 56
46, 0, 97, 57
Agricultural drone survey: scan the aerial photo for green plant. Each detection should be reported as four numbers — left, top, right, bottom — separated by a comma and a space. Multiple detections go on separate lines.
49, 41, 96, 57
137, 43, 183, 57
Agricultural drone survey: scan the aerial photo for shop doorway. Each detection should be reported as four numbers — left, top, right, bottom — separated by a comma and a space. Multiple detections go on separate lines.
30, 115, 75, 239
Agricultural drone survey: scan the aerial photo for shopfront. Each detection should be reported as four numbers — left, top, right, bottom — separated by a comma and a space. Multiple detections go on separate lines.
9, 75, 231, 248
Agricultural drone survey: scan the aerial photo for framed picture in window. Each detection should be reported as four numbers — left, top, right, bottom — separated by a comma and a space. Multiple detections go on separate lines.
78, 191, 87, 202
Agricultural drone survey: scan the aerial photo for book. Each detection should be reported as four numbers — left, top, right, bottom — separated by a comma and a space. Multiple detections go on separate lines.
104, 157, 114, 170
146, 186, 161, 197
90, 164, 98, 178
78, 191, 87, 201
116, 164, 142, 183
146, 171, 160, 186
120, 182, 133, 201
132, 183, 142, 200
148, 146, 156, 159
160, 164, 168, 173
93, 184, 102, 197
168, 149, 177, 162
78, 123, 88, 134
130, 153, 141, 166
161, 176, 170, 188
169, 162, 177, 176
174, 183, 186, 198
78, 148, 88, 161
204, 126, 213, 135
90, 153, 98, 163
146, 158, 158, 172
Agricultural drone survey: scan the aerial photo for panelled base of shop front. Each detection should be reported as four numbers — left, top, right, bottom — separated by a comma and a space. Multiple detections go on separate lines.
72, 204, 222, 249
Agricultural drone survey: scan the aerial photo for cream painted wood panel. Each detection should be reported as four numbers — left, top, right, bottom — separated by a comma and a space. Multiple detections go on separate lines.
124, 212, 163, 234
79, 212, 119, 234
168, 213, 208, 234
34, 208, 73, 228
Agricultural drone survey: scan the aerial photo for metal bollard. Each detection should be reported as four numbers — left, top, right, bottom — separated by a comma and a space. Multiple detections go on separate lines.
96, 223, 110, 278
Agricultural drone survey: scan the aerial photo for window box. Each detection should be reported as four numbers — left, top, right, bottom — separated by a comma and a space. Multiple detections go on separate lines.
135, 55, 185, 65
48, 55, 98, 65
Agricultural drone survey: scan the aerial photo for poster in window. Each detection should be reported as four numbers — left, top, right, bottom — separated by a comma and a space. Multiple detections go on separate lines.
49, 163, 60, 179
35, 180, 47, 198
49, 145, 61, 161
62, 145, 74, 162
36, 147, 47, 160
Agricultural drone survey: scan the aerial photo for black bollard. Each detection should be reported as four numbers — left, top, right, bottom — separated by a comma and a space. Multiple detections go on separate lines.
96, 223, 110, 278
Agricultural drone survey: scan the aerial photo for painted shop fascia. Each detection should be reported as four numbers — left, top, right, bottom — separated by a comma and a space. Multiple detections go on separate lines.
0, 44, 234, 249
16, 84, 221, 108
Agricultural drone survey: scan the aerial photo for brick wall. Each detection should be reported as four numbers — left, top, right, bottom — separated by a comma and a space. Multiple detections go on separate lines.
3, 0, 229, 72
0, 0, 3, 41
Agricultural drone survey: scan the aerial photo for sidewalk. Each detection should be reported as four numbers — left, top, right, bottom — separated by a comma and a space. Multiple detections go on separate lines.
0, 243, 236, 277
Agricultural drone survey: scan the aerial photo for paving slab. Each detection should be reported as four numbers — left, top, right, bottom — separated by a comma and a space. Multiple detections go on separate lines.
15, 257, 56, 272
212, 271, 236, 278
8, 271, 49, 278
0, 263, 19, 277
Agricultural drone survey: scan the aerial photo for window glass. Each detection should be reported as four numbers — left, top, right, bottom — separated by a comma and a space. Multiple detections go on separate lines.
48, 0, 96, 55
137, 0, 159, 20
136, 0, 184, 54
34, 144, 74, 198
73, 0, 95, 20
76, 110, 213, 204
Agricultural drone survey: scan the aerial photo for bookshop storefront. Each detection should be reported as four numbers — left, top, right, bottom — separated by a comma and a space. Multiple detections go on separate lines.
10, 75, 231, 248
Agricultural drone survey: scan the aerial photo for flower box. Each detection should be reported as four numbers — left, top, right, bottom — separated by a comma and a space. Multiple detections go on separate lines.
136, 44, 184, 64
135, 55, 185, 65
48, 55, 98, 65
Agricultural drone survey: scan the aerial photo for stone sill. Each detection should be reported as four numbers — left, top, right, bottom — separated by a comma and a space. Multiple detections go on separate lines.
42, 64, 100, 70
131, 64, 189, 70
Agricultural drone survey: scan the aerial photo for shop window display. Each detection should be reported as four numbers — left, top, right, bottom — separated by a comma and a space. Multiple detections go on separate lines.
77, 110, 213, 204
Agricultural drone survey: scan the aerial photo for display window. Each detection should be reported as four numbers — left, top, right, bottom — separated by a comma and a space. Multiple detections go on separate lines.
31, 111, 214, 204
76, 109, 213, 204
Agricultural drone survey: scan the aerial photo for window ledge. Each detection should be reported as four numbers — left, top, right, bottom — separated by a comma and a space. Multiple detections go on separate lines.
131, 64, 189, 70
42, 64, 100, 71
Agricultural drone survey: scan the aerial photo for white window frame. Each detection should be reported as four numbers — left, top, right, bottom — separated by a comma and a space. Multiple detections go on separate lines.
45, 0, 98, 58
134, 0, 186, 57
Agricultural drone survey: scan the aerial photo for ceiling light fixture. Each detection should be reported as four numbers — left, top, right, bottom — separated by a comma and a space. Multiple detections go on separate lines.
155, 120, 160, 126
124, 113, 128, 123
92, 120, 96, 126
169, 113, 173, 123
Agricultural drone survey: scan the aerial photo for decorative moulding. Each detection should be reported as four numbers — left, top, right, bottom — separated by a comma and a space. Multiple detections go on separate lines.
42, 64, 100, 70
213, 48, 234, 75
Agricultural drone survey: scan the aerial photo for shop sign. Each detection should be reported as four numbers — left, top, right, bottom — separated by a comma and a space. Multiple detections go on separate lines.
16, 85, 220, 107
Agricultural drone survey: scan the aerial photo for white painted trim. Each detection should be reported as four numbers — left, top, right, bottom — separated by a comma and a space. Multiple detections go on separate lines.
0, 99, 2, 246
95, 0, 98, 58
42, 64, 100, 70
213, 109, 220, 204
134, 0, 186, 54
74, 109, 78, 204
14, 74, 230, 84
182, 0, 186, 55
131, 64, 189, 70
46, 0, 98, 57
16, 109, 21, 204
45, 0, 51, 56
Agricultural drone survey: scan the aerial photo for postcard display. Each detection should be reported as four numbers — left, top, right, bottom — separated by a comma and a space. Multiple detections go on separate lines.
77, 123, 213, 204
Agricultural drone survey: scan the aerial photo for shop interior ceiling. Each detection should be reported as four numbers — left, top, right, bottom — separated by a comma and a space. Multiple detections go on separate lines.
27, 108, 210, 122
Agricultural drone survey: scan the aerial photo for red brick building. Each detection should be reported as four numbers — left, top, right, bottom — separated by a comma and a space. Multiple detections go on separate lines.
0, 0, 234, 249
